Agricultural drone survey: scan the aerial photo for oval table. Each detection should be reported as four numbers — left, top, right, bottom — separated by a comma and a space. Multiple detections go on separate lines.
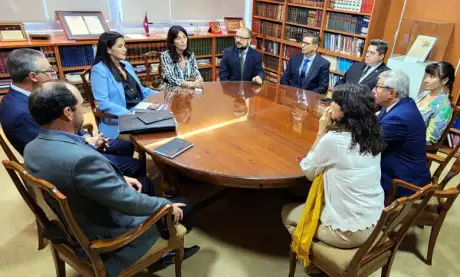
131, 81, 325, 189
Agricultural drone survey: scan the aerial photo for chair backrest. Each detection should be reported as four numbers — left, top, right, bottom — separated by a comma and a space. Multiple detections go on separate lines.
80, 68, 98, 113
143, 51, 163, 88
0, 131, 19, 163
345, 182, 435, 275
426, 107, 458, 153
2, 160, 105, 276
427, 127, 460, 185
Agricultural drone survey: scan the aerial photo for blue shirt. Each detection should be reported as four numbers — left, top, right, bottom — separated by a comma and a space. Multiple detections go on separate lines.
43, 129, 94, 149
239, 47, 249, 70
298, 53, 316, 79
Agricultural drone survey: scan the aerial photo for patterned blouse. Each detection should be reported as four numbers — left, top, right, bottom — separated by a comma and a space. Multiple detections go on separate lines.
416, 91, 452, 145
160, 50, 202, 87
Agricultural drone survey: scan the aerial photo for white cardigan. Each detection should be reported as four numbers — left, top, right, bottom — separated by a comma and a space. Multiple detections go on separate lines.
300, 131, 384, 232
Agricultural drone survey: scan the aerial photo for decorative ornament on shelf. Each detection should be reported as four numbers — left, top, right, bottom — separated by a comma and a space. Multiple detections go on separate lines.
143, 13, 150, 37
209, 22, 222, 34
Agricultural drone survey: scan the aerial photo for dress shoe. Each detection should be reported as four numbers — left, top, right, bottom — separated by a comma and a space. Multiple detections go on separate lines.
158, 245, 200, 266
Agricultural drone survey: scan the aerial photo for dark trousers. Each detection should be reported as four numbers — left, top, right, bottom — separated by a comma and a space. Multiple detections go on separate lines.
101, 139, 146, 178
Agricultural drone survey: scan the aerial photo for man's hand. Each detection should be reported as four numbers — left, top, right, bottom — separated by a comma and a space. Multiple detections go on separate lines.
84, 133, 109, 151
252, 76, 263, 85
124, 176, 142, 192
318, 106, 332, 135
171, 203, 186, 224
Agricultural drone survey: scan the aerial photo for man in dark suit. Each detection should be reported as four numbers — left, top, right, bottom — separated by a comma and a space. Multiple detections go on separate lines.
0, 48, 144, 178
280, 33, 330, 94
335, 39, 390, 90
24, 81, 198, 277
374, 70, 431, 197
219, 27, 264, 84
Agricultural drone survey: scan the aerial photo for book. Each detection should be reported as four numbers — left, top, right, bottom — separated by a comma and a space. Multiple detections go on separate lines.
118, 114, 176, 134
137, 110, 174, 125
153, 138, 193, 159
405, 35, 437, 62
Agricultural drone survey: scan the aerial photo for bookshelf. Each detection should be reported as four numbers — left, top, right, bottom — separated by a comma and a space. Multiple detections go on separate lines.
252, 0, 390, 87
0, 33, 235, 94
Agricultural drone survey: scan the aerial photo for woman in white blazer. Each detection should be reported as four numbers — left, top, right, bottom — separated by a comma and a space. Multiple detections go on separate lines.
91, 32, 158, 138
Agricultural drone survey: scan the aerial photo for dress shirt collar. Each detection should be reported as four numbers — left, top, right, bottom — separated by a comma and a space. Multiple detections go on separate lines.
304, 53, 316, 62
385, 99, 400, 113
11, 84, 31, 97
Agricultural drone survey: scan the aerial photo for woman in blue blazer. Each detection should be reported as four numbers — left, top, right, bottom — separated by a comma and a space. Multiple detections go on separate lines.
91, 32, 158, 138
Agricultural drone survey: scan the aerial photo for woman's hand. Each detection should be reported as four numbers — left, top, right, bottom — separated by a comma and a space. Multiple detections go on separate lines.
318, 107, 332, 135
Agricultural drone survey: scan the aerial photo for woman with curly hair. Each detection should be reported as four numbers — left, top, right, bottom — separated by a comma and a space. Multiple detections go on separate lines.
282, 83, 386, 249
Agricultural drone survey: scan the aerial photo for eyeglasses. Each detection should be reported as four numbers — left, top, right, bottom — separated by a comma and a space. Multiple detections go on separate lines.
374, 85, 393, 90
235, 36, 251, 40
300, 41, 312, 46
34, 68, 57, 78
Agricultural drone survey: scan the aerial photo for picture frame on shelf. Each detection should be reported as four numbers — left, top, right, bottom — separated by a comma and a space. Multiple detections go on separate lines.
209, 22, 222, 34
224, 17, 244, 34
0, 22, 27, 42
56, 11, 110, 40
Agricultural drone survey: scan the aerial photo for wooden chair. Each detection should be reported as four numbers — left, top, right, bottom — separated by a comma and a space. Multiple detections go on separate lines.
425, 107, 458, 154
288, 182, 435, 277
143, 51, 163, 89
427, 127, 460, 184
80, 69, 118, 127
2, 160, 186, 277
0, 131, 48, 250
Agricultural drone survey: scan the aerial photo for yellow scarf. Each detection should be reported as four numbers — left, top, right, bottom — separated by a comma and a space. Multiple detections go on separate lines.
291, 173, 324, 267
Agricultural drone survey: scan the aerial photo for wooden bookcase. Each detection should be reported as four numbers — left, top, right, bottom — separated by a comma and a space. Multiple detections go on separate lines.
251, 0, 390, 90
0, 33, 234, 94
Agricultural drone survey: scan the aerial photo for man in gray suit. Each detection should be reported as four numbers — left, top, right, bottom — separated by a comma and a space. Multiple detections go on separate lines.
24, 81, 198, 277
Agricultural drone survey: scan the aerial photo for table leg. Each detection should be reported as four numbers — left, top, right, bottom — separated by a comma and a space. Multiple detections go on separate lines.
161, 166, 181, 197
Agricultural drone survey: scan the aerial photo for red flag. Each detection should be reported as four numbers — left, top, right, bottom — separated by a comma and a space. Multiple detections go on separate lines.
143, 13, 149, 36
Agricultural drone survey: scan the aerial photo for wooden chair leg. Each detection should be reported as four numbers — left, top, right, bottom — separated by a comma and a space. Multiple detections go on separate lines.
288, 249, 297, 277
175, 243, 184, 277
427, 221, 444, 265
381, 251, 397, 277
36, 219, 47, 250
51, 245, 66, 277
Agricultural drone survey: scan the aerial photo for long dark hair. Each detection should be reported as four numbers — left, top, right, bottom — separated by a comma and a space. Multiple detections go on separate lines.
425, 61, 456, 94
92, 31, 124, 68
166, 25, 192, 64
330, 83, 386, 156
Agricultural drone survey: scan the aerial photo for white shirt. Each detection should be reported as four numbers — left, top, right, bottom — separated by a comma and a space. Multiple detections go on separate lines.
10, 84, 31, 97
298, 53, 316, 81
300, 131, 384, 232
358, 62, 382, 83
385, 99, 400, 113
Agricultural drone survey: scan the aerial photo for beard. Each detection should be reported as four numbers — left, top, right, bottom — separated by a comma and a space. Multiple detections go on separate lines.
236, 43, 248, 50
74, 119, 84, 134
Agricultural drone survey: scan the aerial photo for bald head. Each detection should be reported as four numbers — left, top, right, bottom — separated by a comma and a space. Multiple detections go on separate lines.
29, 81, 81, 126
235, 27, 252, 50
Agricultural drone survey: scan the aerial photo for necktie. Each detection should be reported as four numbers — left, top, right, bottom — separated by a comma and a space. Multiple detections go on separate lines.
239, 52, 245, 80
299, 58, 310, 85
359, 66, 370, 83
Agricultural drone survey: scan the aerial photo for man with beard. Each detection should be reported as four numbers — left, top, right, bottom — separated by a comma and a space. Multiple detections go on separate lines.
280, 33, 330, 94
219, 27, 264, 84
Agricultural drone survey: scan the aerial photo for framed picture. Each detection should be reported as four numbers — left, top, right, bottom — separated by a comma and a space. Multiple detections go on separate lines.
209, 22, 222, 34
224, 17, 244, 34
56, 11, 110, 40
0, 22, 27, 42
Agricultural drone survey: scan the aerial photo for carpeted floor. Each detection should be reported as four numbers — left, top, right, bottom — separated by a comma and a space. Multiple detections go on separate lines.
1, 112, 459, 277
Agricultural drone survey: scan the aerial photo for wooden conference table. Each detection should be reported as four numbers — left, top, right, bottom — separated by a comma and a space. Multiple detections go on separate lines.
131, 81, 325, 189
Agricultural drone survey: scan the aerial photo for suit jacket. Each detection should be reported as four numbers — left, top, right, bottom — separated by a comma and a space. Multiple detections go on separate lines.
219, 46, 265, 82
378, 98, 431, 197
280, 53, 330, 94
91, 60, 159, 138
0, 86, 88, 155
335, 62, 390, 90
24, 129, 171, 277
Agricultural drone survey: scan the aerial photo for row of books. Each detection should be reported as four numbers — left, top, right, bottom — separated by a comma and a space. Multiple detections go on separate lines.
323, 33, 365, 57
189, 38, 212, 56
199, 68, 212, 82
264, 56, 279, 71
0, 51, 11, 74
327, 13, 370, 35
447, 133, 460, 153
126, 42, 167, 62
216, 57, 222, 66
287, 0, 324, 7
330, 0, 375, 13
255, 2, 285, 21
264, 41, 281, 55
329, 73, 341, 88
0, 78, 12, 90
253, 20, 283, 38
216, 37, 235, 53
59, 45, 95, 68
287, 7, 323, 27
285, 26, 320, 42
264, 71, 278, 84
0, 47, 58, 74
284, 45, 302, 57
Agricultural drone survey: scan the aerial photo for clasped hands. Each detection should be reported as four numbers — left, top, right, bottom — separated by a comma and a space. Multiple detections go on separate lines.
84, 133, 109, 151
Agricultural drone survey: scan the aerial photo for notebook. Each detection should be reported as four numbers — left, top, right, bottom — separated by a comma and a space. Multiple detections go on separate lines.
137, 111, 174, 125
153, 138, 193, 158
118, 114, 176, 134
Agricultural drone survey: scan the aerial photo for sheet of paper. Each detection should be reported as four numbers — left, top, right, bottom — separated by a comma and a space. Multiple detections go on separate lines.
64, 16, 90, 36
0, 30, 25, 40
83, 16, 105, 35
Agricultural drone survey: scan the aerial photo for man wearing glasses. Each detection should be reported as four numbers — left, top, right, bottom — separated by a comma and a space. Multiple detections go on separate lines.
0, 48, 145, 179
219, 27, 264, 84
373, 70, 430, 198
280, 33, 330, 94
335, 39, 390, 90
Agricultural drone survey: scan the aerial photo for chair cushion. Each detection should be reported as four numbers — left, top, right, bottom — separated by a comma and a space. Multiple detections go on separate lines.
311, 240, 392, 276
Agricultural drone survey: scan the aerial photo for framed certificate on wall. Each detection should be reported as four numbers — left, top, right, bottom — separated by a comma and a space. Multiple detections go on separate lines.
0, 22, 27, 42
224, 17, 244, 34
56, 11, 110, 40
